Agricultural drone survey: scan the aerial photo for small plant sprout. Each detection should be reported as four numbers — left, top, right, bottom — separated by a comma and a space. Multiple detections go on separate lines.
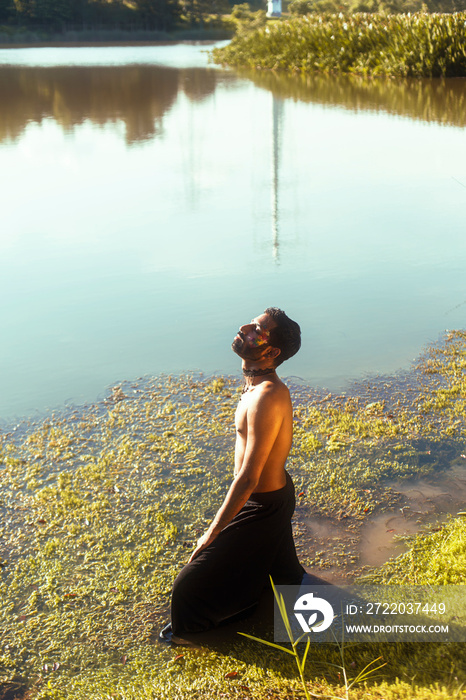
327, 617, 387, 700
239, 577, 386, 700
238, 577, 313, 700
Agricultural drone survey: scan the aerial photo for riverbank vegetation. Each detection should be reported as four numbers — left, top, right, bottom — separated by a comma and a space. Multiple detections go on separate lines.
1, 0, 465, 46
212, 11, 466, 77
1, 330, 465, 698
0, 0, 236, 44
1, 0, 465, 55
288, 0, 466, 15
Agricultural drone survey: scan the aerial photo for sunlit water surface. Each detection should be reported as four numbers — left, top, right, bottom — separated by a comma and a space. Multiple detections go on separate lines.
1, 44, 465, 419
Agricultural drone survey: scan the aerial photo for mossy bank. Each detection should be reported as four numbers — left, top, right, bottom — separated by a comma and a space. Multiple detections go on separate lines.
1, 331, 466, 699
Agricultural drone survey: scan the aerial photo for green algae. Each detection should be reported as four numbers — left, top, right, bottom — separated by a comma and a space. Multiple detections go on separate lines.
362, 515, 466, 585
0, 332, 465, 699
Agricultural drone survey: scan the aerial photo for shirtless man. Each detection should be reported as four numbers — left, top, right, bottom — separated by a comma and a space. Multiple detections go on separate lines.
160, 307, 304, 642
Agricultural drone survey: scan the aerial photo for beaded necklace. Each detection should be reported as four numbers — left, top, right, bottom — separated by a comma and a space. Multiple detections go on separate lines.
241, 367, 276, 394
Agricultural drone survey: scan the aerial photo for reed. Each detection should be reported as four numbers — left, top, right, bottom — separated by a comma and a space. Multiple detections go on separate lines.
212, 12, 466, 77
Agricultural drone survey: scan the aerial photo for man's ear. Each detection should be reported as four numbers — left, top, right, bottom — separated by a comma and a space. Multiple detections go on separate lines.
267, 347, 281, 360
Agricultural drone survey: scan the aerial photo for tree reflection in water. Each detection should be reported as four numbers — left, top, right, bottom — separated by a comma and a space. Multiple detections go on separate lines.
1, 63, 464, 147
234, 69, 466, 130
0, 65, 225, 145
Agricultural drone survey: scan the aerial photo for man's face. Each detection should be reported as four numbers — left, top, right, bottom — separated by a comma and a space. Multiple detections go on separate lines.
232, 313, 276, 361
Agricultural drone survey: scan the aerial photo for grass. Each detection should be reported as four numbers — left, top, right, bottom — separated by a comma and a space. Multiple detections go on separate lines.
1, 331, 466, 698
211, 12, 466, 77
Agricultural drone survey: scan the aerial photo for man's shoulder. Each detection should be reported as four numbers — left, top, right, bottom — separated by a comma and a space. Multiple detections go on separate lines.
250, 378, 290, 409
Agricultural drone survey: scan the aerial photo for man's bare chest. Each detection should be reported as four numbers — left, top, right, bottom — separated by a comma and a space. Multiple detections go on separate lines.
235, 393, 253, 435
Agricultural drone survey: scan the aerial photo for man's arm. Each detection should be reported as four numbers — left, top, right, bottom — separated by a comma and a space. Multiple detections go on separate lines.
189, 388, 284, 563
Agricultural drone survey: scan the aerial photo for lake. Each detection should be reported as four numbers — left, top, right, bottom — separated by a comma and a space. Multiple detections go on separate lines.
1, 43, 465, 419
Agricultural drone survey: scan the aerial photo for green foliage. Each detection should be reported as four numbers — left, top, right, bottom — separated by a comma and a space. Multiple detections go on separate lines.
230, 1, 266, 33
289, 0, 342, 13
2, 0, 466, 35
6, 0, 183, 31
289, 0, 317, 14
289, 0, 466, 12
213, 12, 466, 77
0, 0, 15, 21
12, 0, 133, 26
132, 0, 182, 30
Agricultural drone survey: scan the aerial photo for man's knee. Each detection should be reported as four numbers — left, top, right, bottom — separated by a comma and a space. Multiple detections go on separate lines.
171, 564, 215, 634
172, 564, 193, 605
172, 563, 209, 612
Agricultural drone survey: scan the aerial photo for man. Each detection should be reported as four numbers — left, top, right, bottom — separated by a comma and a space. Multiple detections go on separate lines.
160, 307, 304, 643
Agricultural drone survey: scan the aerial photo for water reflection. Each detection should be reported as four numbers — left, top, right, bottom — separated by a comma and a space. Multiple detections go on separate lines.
236, 69, 466, 129
271, 96, 283, 261
1, 63, 465, 149
0, 65, 231, 144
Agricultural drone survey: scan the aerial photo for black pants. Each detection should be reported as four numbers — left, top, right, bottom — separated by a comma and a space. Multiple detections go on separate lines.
171, 471, 304, 635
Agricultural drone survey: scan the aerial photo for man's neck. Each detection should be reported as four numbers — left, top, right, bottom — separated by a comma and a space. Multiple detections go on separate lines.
241, 360, 276, 392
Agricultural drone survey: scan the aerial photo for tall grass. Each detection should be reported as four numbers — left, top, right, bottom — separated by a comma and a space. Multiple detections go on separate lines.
212, 12, 466, 77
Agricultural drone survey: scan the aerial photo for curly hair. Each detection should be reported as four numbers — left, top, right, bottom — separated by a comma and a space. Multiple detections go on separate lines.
263, 307, 301, 367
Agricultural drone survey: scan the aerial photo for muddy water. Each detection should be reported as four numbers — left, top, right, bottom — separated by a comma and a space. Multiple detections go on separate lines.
296, 462, 466, 584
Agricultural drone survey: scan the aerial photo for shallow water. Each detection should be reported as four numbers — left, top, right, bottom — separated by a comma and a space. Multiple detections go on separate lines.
297, 462, 466, 582
1, 44, 465, 419
1, 346, 464, 689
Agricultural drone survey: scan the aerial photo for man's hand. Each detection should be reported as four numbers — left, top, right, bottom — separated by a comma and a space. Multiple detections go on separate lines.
189, 530, 217, 563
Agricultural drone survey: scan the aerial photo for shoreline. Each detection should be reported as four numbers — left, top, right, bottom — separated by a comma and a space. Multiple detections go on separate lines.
0, 39, 227, 49
2, 335, 464, 581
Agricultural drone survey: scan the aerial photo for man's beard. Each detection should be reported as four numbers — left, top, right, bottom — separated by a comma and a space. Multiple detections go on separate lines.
231, 333, 267, 361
